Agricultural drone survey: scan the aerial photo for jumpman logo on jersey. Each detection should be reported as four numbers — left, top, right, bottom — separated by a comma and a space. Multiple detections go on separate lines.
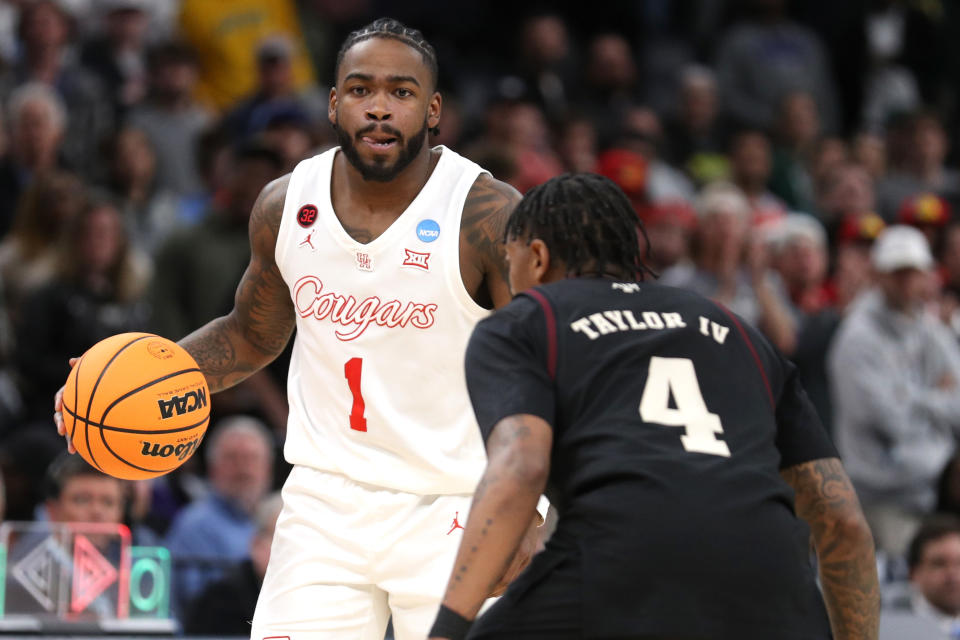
447, 512, 464, 535
299, 230, 316, 250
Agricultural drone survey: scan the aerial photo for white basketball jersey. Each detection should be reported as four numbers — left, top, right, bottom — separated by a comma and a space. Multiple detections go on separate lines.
275, 146, 490, 495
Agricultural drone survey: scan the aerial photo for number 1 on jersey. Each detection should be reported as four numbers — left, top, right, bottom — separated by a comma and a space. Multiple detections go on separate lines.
344, 357, 367, 432
639, 356, 730, 457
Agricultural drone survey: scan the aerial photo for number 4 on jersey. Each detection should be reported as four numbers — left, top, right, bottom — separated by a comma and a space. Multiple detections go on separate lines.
639, 356, 731, 457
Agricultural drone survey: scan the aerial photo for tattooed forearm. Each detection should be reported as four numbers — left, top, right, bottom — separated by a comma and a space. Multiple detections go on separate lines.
782, 458, 879, 640
439, 414, 552, 619
462, 174, 521, 307
179, 175, 295, 393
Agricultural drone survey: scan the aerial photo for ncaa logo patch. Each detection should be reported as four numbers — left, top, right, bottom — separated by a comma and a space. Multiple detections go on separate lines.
416, 219, 440, 243
297, 204, 318, 228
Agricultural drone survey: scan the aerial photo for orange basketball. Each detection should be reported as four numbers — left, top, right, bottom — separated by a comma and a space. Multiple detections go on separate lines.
61, 332, 210, 480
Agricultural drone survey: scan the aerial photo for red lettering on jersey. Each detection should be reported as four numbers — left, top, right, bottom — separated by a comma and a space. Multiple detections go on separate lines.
293, 276, 438, 341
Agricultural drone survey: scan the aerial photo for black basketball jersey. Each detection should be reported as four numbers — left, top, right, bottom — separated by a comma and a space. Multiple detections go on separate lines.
465, 278, 837, 639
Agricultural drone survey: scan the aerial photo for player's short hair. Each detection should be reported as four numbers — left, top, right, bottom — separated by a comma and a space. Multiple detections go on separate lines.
504, 173, 656, 281
908, 514, 960, 570
43, 452, 119, 501
334, 17, 439, 90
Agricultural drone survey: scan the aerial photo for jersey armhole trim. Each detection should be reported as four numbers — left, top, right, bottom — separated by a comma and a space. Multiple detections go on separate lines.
717, 304, 774, 409
526, 288, 557, 381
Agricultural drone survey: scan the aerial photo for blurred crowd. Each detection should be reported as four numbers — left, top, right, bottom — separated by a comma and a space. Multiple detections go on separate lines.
1, 0, 960, 634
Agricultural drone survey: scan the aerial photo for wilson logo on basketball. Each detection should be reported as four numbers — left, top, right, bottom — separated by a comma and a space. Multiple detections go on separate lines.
293, 275, 437, 341
141, 437, 202, 462
157, 389, 207, 420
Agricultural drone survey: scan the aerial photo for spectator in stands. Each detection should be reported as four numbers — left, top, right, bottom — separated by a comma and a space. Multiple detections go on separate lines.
4, 454, 128, 616
44, 452, 124, 526
13, 195, 151, 425
0, 170, 86, 316
876, 111, 960, 222
557, 115, 598, 174
617, 105, 695, 202
663, 64, 728, 186
898, 515, 960, 633
770, 213, 839, 430
80, 0, 150, 120
814, 162, 876, 234
641, 199, 697, 273
101, 126, 183, 253
221, 34, 325, 141
715, 0, 839, 133
580, 33, 643, 147
164, 416, 275, 612
184, 492, 283, 635
499, 13, 579, 125
660, 181, 796, 354
148, 141, 282, 338
826, 212, 886, 312
728, 129, 787, 227
127, 41, 212, 197
258, 108, 319, 172
0, 0, 112, 176
177, 0, 316, 112
0, 83, 68, 239
897, 192, 951, 256
829, 226, 960, 556
852, 130, 887, 182
499, 101, 563, 193
769, 91, 821, 212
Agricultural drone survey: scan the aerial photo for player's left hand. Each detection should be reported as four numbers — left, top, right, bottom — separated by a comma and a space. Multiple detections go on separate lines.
489, 512, 542, 597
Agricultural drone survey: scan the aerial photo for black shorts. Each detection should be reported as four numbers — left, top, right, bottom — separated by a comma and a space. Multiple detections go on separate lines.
467, 549, 581, 639
467, 549, 717, 640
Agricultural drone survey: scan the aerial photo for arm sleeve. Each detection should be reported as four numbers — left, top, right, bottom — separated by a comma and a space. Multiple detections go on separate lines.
775, 359, 839, 468
465, 296, 555, 443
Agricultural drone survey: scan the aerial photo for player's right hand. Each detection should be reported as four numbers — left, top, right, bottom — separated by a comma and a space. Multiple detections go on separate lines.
53, 357, 79, 454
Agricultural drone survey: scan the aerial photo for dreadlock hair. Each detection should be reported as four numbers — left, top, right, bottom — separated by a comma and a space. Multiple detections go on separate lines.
504, 173, 657, 281
334, 18, 440, 136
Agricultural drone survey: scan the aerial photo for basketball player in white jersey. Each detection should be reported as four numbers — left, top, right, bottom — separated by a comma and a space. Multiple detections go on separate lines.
54, 17, 543, 640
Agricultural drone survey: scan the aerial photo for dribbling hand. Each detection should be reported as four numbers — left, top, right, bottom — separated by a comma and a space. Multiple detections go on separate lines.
53, 357, 79, 454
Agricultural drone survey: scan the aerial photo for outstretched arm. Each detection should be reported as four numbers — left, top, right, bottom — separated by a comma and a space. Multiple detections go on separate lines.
781, 457, 879, 640
54, 176, 296, 448
429, 413, 552, 640
179, 174, 295, 392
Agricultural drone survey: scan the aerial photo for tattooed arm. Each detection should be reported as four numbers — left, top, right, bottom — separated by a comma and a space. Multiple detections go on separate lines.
53, 176, 295, 446
179, 175, 296, 392
460, 173, 521, 310
430, 414, 552, 638
781, 457, 879, 640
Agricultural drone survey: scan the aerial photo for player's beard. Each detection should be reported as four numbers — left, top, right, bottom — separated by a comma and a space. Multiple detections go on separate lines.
337, 117, 429, 182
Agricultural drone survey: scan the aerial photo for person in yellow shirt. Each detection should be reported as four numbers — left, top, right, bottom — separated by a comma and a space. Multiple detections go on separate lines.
177, 0, 317, 112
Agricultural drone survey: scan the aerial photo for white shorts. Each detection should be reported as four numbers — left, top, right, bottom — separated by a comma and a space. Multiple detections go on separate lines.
250, 465, 475, 640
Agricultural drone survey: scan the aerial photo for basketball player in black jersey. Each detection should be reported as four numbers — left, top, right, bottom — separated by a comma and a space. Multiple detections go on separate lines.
429, 174, 879, 640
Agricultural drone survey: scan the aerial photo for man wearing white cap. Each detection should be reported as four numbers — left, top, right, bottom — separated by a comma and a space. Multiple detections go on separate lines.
828, 225, 960, 556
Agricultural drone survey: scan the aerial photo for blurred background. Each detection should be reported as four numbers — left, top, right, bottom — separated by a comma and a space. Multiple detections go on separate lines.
2, 0, 960, 636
